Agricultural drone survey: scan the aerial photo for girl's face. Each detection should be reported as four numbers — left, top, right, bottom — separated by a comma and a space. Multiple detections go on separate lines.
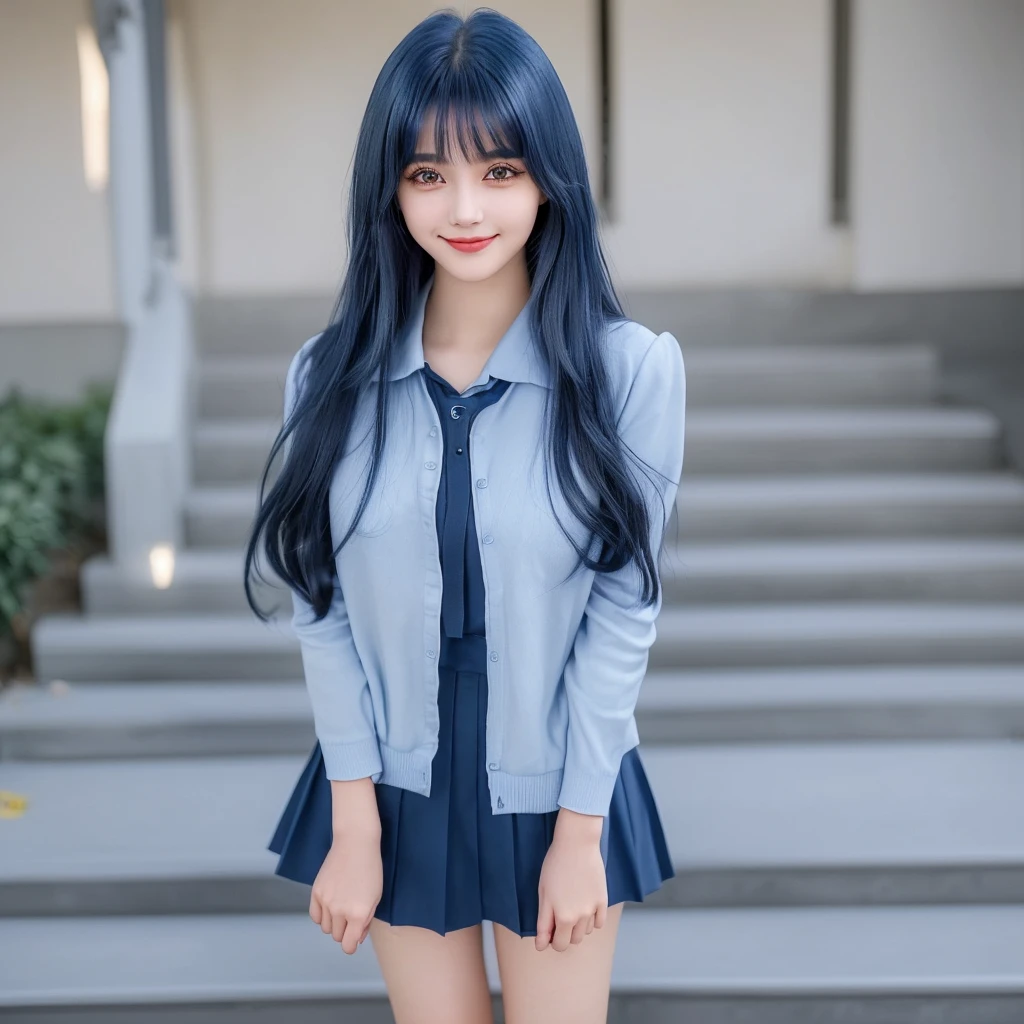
396, 109, 547, 283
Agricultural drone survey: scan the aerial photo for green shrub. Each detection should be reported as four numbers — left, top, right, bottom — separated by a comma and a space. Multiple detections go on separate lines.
0, 384, 112, 645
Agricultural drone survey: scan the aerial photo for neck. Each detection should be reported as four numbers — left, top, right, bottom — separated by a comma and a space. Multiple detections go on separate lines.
422, 256, 531, 363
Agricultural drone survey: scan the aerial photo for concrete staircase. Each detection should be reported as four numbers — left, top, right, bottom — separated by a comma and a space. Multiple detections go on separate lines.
4, 311, 1024, 1022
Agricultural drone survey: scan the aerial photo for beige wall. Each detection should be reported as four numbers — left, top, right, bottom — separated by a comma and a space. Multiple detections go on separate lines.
2, 0, 1023, 325
175, 0, 844, 293
851, 0, 1024, 289
606, 0, 847, 287
171, 0, 599, 295
0, 0, 117, 320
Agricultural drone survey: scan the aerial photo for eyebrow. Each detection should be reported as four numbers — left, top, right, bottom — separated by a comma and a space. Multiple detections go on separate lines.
409, 146, 522, 163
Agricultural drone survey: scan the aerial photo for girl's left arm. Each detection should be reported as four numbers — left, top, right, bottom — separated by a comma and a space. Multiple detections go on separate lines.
556, 329, 687, 820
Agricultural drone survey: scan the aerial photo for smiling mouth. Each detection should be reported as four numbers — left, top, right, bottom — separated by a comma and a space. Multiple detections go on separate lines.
443, 235, 497, 242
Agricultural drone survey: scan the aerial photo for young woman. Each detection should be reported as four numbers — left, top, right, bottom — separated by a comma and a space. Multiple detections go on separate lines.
245, 8, 686, 1022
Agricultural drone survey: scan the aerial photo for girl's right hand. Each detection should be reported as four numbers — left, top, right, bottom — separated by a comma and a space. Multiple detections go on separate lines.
309, 828, 384, 954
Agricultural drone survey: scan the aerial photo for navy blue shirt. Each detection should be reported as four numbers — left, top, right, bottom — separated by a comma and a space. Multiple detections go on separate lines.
421, 363, 511, 640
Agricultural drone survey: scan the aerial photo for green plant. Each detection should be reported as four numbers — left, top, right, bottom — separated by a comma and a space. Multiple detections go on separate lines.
0, 383, 112, 645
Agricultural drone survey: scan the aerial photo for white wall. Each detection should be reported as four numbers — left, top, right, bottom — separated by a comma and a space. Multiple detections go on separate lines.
852, 0, 1024, 289
0, 0, 117, 320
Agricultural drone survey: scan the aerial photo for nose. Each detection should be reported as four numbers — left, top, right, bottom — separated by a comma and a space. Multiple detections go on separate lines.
449, 178, 483, 226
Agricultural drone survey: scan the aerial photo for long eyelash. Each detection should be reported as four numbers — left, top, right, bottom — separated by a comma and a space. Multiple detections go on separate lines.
405, 162, 523, 184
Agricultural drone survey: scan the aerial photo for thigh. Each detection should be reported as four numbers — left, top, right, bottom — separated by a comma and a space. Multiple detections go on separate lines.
368, 917, 494, 1024
492, 902, 625, 1024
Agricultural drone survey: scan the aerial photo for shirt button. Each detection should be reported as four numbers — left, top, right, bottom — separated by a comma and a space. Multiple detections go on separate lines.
426, 649, 436, 659
488, 762, 499, 770
429, 426, 438, 437
424, 461, 436, 470
483, 534, 493, 544
476, 478, 487, 488
489, 651, 499, 662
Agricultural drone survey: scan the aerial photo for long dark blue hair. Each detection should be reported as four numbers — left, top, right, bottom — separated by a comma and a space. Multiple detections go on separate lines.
245, 6, 676, 625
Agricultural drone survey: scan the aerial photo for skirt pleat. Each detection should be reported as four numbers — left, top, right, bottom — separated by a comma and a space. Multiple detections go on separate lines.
268, 643, 675, 937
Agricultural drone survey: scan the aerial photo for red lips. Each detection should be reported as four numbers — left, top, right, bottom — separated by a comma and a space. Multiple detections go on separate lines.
443, 234, 498, 252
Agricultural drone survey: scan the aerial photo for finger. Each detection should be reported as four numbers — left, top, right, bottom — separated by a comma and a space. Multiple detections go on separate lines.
570, 916, 588, 945
595, 903, 607, 929
585, 912, 596, 935
332, 911, 348, 944
552, 916, 573, 952
319, 905, 333, 936
359, 916, 373, 945
309, 892, 322, 925
341, 918, 361, 955
535, 900, 553, 952
337, 917, 354, 954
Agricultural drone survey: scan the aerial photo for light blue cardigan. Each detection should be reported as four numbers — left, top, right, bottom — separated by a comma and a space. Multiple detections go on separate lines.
283, 277, 686, 817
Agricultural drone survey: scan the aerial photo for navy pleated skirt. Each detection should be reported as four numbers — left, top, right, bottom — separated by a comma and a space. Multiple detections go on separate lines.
268, 636, 675, 937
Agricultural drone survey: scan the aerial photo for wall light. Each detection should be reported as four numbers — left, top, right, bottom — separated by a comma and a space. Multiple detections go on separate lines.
76, 22, 109, 192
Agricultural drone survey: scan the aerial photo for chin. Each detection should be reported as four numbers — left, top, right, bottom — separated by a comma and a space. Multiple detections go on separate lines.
434, 253, 507, 283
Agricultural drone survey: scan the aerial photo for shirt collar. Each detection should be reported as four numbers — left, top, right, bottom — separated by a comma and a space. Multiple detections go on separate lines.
378, 273, 552, 390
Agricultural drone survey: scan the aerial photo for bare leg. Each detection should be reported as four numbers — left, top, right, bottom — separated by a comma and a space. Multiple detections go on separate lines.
368, 917, 495, 1024
492, 901, 625, 1024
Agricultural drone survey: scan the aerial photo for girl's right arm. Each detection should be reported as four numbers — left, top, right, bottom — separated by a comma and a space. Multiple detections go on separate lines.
310, 777, 383, 954
330, 776, 381, 839
283, 340, 385, 787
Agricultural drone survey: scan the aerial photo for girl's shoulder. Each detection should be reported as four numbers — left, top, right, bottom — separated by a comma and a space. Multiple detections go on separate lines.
602, 318, 685, 416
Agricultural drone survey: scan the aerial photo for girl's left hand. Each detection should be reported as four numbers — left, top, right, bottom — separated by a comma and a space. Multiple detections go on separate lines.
535, 829, 608, 952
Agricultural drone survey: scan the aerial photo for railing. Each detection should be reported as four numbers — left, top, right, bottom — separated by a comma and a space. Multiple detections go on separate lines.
92, 0, 194, 585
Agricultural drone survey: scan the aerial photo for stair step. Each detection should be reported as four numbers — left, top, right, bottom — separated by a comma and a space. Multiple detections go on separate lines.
648, 603, 1024, 669
30, 604, 1024, 683
666, 538, 1024, 602
677, 473, 1024, 539
5, 666, 1024, 761
194, 403, 999, 483
684, 406, 1002, 473
185, 473, 1024, 547
82, 539, 1024, 614
1, 743, 1022, 916
196, 344, 942, 419
3, 905, 1022, 1022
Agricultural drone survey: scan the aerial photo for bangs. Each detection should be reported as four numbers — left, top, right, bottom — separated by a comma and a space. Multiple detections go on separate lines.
406, 80, 526, 166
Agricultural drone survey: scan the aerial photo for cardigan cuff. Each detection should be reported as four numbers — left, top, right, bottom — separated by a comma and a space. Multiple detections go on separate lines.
556, 765, 620, 818
318, 735, 384, 783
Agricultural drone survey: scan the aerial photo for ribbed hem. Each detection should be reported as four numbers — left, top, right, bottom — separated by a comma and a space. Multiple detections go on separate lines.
377, 742, 571, 814
323, 738, 630, 818
319, 735, 384, 783
379, 742, 433, 793
489, 766, 564, 813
